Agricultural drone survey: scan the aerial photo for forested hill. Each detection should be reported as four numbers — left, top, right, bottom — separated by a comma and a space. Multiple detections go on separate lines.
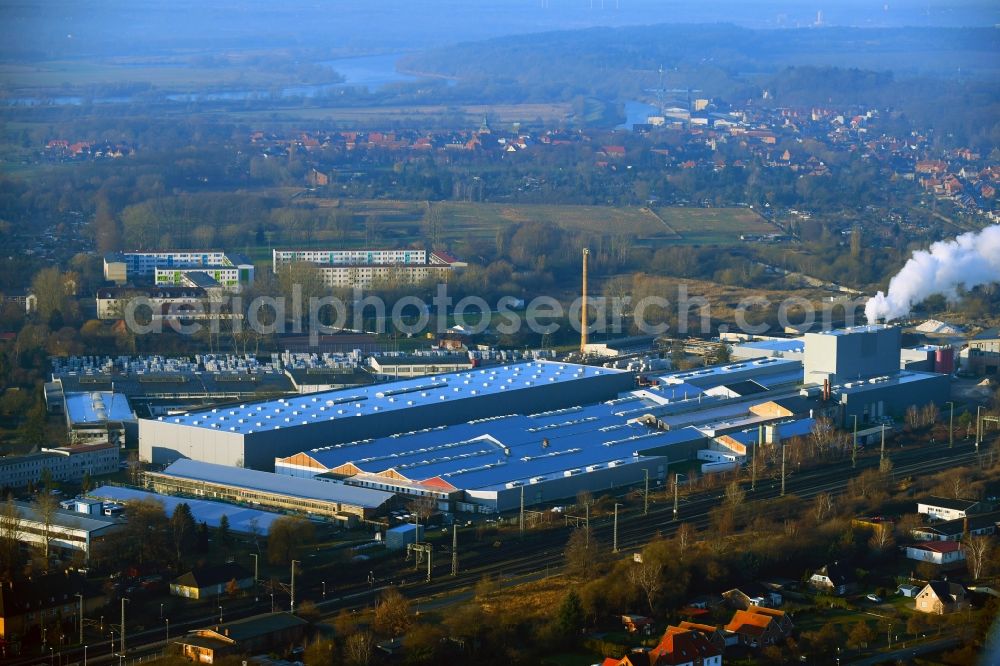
403, 25, 998, 88
401, 25, 1000, 150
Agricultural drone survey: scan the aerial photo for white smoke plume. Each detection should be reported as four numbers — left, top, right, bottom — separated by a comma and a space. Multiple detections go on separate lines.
865, 224, 1000, 323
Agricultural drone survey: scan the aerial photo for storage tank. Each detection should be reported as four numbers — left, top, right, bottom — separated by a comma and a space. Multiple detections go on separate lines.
934, 347, 955, 374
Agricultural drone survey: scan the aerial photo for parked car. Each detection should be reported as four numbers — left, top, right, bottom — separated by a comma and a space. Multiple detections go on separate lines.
866, 593, 882, 603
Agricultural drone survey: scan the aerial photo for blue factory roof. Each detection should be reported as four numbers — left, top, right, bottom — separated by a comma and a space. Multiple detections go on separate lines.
655, 357, 802, 389
89, 485, 284, 535
738, 339, 805, 353
288, 399, 704, 492
152, 361, 625, 434
155, 459, 394, 508
65, 391, 136, 425
810, 324, 893, 337
834, 370, 945, 396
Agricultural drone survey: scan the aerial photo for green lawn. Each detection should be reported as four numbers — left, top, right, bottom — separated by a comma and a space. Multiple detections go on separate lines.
652, 207, 779, 244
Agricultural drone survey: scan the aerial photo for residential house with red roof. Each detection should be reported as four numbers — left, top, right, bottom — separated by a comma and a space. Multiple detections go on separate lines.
724, 607, 790, 648
905, 540, 965, 566
601, 626, 723, 666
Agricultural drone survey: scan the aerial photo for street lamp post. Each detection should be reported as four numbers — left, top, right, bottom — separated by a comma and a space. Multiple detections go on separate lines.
290, 560, 300, 613
83, 645, 87, 666
159, 603, 164, 620
322, 581, 326, 599
218, 605, 223, 623
165, 618, 169, 641
270, 593, 275, 613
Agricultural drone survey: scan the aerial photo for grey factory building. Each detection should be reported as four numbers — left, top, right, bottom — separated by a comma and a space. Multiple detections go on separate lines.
139, 362, 635, 470
803, 325, 902, 385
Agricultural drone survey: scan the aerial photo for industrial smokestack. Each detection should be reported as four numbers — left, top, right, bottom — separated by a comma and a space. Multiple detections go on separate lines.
865, 224, 1000, 323
580, 248, 590, 355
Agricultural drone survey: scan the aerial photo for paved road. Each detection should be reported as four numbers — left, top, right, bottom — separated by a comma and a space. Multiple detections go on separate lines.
846, 636, 961, 665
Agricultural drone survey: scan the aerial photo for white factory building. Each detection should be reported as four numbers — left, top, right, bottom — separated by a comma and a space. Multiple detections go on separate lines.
138, 361, 636, 470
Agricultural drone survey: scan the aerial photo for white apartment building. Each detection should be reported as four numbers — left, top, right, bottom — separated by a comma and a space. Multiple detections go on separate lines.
104, 251, 254, 287
316, 264, 452, 288
0, 443, 119, 490
272, 249, 426, 272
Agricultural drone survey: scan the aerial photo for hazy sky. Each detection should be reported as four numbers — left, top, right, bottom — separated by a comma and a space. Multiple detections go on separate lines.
1, 0, 998, 59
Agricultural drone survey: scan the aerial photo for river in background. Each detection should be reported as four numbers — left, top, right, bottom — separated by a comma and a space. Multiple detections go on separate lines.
2, 53, 425, 107
616, 100, 659, 130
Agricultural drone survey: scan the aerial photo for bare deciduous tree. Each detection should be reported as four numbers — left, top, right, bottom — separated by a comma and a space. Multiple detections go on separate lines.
675, 522, 695, 552
813, 492, 834, 523
964, 535, 992, 580
810, 417, 839, 457
344, 631, 374, 666
0, 497, 24, 576
36, 492, 59, 565
724, 481, 746, 508
627, 561, 663, 613
868, 523, 895, 553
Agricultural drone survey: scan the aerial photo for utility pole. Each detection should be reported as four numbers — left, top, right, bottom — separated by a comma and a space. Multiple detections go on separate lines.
585, 502, 590, 549
250, 553, 258, 581
120, 598, 128, 656
643, 468, 649, 515
451, 524, 458, 576
851, 415, 858, 468
946, 401, 954, 448
290, 560, 300, 613
519, 486, 525, 539
673, 473, 679, 521
75, 593, 84, 644
673, 473, 685, 521
613, 503, 621, 553
780, 442, 786, 497
976, 406, 983, 454
752, 425, 760, 491
880, 424, 886, 461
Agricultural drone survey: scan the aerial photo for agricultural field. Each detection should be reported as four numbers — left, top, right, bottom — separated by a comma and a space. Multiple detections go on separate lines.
242, 199, 788, 265
652, 206, 779, 244
219, 102, 574, 126
430, 201, 672, 242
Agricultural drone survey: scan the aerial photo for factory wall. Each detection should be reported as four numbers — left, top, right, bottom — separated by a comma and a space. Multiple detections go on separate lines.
470, 456, 670, 513
838, 373, 950, 427
804, 327, 901, 385
140, 420, 247, 467
139, 370, 635, 470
